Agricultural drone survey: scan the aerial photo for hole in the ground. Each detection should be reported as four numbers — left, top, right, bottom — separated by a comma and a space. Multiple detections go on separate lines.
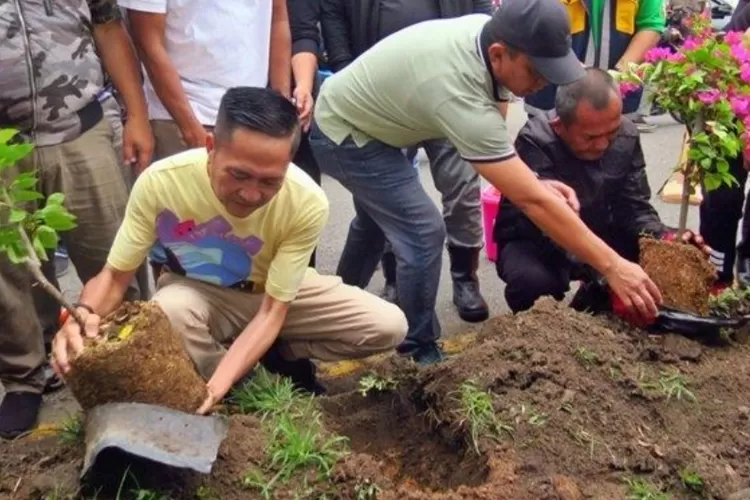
320, 391, 489, 491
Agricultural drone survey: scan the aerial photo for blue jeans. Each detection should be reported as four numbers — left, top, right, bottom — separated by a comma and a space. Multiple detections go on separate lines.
309, 121, 444, 349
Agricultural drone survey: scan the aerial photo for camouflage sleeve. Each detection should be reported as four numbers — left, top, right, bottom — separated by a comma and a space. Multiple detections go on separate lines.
87, 0, 124, 25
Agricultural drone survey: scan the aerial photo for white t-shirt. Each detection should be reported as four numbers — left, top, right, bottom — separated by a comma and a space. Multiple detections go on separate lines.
119, 0, 273, 126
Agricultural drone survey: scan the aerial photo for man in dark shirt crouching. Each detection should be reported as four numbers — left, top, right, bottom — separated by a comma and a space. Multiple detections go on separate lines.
495, 68, 705, 315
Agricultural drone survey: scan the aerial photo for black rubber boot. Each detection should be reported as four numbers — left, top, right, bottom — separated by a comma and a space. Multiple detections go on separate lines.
0, 392, 42, 439
380, 250, 398, 305
448, 246, 489, 323
259, 342, 326, 395
738, 256, 750, 289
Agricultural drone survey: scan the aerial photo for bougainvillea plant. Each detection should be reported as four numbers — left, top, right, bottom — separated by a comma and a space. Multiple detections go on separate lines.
614, 12, 750, 235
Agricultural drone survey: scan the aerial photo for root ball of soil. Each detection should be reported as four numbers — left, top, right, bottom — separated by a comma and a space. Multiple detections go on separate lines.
639, 238, 716, 315
65, 301, 207, 413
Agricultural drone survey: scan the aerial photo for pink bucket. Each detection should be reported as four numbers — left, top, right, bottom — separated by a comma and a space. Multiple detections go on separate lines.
481, 185, 502, 262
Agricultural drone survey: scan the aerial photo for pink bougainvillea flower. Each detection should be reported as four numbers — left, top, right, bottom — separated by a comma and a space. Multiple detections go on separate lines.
731, 44, 750, 64
696, 89, 722, 105
682, 37, 702, 51
741, 63, 750, 83
731, 96, 750, 117
667, 51, 686, 63
619, 82, 640, 96
644, 47, 672, 63
725, 30, 745, 46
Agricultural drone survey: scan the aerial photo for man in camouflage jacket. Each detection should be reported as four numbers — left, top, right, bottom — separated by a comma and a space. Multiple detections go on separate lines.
0, 0, 153, 438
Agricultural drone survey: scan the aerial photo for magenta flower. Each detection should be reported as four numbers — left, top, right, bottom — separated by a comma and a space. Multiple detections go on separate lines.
644, 47, 672, 63
696, 89, 721, 104
744, 115, 750, 130
731, 44, 750, 64
725, 31, 745, 46
682, 37, 702, 51
619, 82, 640, 96
667, 52, 686, 63
732, 96, 750, 117
741, 63, 750, 83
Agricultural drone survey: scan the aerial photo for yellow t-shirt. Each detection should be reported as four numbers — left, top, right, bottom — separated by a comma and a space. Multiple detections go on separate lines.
107, 148, 329, 302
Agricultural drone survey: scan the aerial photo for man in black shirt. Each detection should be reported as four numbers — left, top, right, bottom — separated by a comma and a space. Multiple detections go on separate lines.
495, 68, 704, 313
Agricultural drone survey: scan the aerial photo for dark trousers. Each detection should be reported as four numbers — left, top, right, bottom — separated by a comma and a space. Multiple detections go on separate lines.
292, 131, 322, 268
699, 154, 750, 284
309, 121, 445, 350
497, 232, 638, 314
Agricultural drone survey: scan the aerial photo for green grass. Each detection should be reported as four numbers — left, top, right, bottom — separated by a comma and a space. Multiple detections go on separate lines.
679, 469, 704, 492
636, 368, 697, 402
58, 413, 85, 445
573, 347, 599, 370
624, 477, 671, 500
452, 380, 513, 454
230, 367, 306, 419
234, 369, 350, 498
357, 373, 398, 397
354, 479, 382, 499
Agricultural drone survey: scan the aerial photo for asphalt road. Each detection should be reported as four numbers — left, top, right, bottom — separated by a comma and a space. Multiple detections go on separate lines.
35, 101, 699, 424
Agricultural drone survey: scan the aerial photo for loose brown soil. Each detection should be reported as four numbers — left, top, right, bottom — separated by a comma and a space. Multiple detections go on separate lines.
639, 238, 716, 315
3, 299, 750, 499
65, 301, 206, 413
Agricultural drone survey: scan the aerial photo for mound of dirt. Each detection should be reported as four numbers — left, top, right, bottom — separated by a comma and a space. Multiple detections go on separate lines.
3, 299, 750, 499
639, 238, 716, 315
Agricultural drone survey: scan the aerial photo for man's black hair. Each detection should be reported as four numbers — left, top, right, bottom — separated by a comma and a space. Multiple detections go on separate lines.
555, 68, 620, 124
215, 87, 301, 153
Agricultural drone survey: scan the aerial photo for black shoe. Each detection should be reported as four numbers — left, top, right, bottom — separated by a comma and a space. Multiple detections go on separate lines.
448, 246, 489, 322
260, 343, 326, 395
569, 280, 611, 314
0, 392, 42, 439
738, 257, 750, 289
43, 364, 63, 394
397, 341, 445, 366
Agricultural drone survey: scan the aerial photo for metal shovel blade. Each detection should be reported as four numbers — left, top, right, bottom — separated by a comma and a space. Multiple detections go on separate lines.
81, 402, 229, 478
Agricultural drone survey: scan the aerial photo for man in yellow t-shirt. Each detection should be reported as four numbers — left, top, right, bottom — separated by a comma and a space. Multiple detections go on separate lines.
49, 87, 408, 411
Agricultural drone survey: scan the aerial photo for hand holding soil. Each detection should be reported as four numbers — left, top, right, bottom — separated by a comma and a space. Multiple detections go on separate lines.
604, 256, 662, 321
51, 309, 103, 377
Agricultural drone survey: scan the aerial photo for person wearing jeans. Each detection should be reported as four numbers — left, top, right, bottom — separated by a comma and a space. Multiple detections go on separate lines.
310, 1, 663, 365
320, 0, 492, 322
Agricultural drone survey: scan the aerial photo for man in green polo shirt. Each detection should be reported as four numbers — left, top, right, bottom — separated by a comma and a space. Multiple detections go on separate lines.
309, 0, 663, 365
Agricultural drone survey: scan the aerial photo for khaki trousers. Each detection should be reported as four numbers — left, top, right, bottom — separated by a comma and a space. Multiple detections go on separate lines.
150, 120, 214, 162
0, 117, 148, 394
152, 270, 408, 380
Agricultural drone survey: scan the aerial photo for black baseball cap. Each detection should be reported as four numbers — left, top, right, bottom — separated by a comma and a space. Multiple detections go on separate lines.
488, 0, 585, 85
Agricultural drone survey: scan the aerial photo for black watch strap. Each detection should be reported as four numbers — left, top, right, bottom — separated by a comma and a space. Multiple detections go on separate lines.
73, 302, 95, 315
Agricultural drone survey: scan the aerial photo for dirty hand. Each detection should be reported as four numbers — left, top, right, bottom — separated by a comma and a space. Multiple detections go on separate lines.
122, 115, 154, 175
540, 179, 580, 213
663, 230, 712, 256
293, 86, 314, 132
51, 308, 102, 377
604, 257, 663, 323
197, 384, 222, 415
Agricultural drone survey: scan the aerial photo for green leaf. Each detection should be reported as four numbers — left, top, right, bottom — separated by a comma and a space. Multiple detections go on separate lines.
43, 210, 77, 232
46, 193, 65, 206
8, 208, 26, 224
704, 174, 722, 192
11, 189, 44, 202
4, 241, 27, 264
0, 143, 33, 170
0, 129, 19, 145
717, 158, 730, 173
700, 157, 712, 169
32, 235, 48, 261
34, 224, 58, 249
10, 172, 37, 190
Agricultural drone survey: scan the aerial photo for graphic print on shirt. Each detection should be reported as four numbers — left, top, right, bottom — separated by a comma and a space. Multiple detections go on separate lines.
151, 209, 264, 287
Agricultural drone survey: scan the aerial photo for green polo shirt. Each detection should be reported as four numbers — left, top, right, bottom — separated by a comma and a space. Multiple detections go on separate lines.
314, 14, 516, 163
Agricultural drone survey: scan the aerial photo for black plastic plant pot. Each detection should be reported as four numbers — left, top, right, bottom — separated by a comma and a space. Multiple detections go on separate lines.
651, 306, 750, 340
